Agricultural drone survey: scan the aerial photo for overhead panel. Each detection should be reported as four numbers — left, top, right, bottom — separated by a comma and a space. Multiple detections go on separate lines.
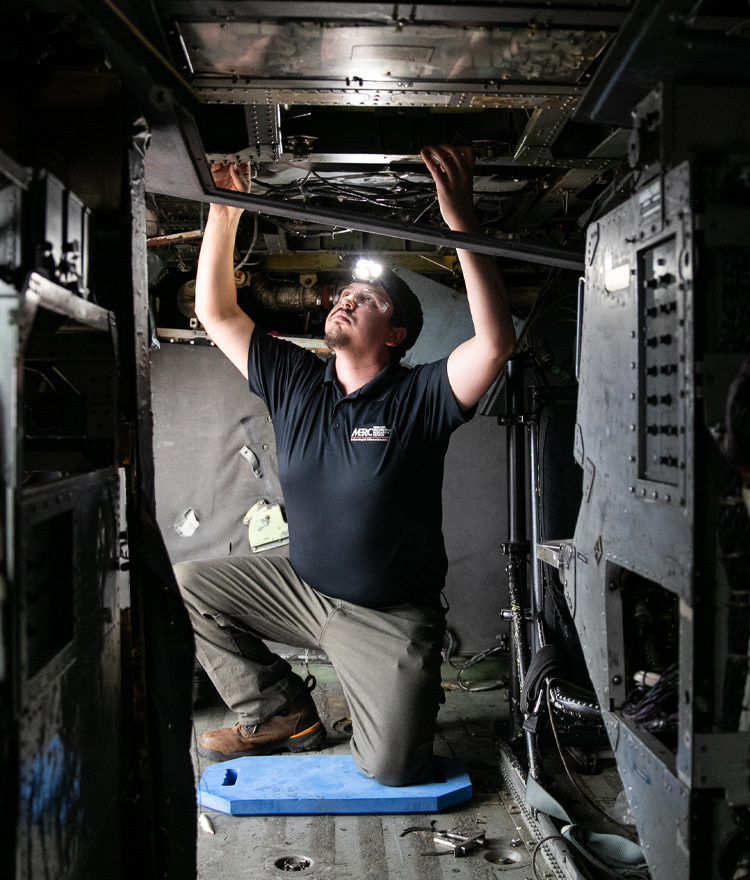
202, 86, 584, 109
142, 3, 627, 261
178, 21, 610, 106
178, 22, 611, 96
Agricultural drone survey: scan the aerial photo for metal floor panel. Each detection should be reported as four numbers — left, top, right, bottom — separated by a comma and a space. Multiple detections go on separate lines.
190, 661, 580, 879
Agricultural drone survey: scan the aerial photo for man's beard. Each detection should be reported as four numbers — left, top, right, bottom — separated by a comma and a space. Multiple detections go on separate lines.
324, 325, 350, 349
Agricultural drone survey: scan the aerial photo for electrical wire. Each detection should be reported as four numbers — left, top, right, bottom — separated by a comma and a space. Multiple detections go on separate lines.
246, 170, 443, 224
546, 677, 634, 830
621, 662, 678, 734
309, 170, 435, 200
418, 254, 453, 272
443, 631, 508, 692
528, 317, 579, 344
24, 366, 57, 391
265, 215, 354, 239
685, 0, 708, 24
444, 629, 469, 666
514, 273, 562, 342
457, 648, 507, 691
233, 164, 532, 233
532, 834, 570, 880
234, 214, 259, 272
726, 17, 750, 35
411, 197, 438, 224
520, 293, 570, 341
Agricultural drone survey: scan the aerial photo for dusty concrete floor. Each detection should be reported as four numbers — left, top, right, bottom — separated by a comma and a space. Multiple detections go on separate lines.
189, 659, 621, 879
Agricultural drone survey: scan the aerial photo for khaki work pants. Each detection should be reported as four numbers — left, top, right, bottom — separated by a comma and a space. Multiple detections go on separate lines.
175, 555, 446, 787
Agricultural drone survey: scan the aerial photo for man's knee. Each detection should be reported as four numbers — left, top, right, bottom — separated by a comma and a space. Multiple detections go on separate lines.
173, 560, 206, 607
173, 560, 193, 593
369, 764, 421, 788
353, 741, 432, 788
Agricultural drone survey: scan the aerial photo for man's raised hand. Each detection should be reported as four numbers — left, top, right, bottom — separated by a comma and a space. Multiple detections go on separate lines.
210, 160, 253, 195
420, 145, 479, 234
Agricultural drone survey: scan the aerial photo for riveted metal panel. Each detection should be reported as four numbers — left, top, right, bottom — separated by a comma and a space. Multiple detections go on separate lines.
575, 161, 695, 602
197, 83, 584, 108
179, 21, 610, 84
602, 709, 690, 880
568, 95, 750, 877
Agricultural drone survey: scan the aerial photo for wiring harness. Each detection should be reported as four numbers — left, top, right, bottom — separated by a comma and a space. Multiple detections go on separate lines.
621, 663, 679, 735
443, 630, 508, 692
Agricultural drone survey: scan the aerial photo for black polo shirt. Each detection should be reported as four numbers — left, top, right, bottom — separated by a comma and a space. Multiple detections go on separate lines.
247, 328, 474, 609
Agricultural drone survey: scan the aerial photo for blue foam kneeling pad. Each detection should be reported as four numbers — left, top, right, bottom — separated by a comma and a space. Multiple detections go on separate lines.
197, 754, 472, 815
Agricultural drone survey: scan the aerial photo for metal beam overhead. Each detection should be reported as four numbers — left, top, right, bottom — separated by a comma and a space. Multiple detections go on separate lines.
204, 189, 585, 269
69, 0, 201, 116
513, 98, 579, 165
574, 0, 750, 127
159, 1, 630, 29
195, 79, 587, 96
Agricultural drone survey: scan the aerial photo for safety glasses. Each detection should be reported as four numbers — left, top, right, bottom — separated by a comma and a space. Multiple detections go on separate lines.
331, 285, 391, 314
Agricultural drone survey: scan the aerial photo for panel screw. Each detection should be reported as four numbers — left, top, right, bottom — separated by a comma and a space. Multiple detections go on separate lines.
613, 675, 622, 685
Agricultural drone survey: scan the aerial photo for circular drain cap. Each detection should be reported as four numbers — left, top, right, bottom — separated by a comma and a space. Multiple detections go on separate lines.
274, 855, 313, 872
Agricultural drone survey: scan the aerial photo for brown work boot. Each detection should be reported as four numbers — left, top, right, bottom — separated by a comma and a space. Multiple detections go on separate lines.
199, 675, 325, 760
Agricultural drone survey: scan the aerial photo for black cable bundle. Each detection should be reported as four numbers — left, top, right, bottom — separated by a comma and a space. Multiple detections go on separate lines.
622, 663, 679, 737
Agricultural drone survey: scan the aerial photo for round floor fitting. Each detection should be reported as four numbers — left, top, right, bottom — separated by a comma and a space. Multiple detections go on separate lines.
483, 845, 527, 869
273, 855, 314, 871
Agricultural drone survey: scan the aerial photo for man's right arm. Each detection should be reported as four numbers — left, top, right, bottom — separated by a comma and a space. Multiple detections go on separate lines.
194, 164, 255, 378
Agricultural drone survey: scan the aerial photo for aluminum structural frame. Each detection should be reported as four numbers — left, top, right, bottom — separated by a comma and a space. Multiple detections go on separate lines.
147, 104, 586, 270
66, 0, 589, 270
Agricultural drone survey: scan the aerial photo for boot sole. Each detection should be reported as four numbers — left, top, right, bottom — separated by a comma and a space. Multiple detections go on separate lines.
199, 721, 327, 762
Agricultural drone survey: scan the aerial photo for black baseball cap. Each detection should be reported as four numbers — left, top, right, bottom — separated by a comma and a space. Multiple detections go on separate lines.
350, 259, 423, 351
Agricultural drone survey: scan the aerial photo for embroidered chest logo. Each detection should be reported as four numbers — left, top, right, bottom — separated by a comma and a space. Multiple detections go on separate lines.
350, 425, 391, 442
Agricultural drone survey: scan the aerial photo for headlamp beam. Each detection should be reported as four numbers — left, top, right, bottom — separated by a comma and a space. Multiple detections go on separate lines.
352, 259, 384, 284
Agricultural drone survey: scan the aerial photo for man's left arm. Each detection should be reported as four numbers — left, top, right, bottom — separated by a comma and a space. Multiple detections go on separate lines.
421, 145, 516, 411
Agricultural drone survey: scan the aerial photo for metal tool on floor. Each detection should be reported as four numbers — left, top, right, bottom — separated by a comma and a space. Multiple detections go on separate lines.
433, 830, 486, 857
400, 823, 486, 858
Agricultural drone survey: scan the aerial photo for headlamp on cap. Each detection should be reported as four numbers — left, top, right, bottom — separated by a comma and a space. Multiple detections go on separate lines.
345, 255, 424, 353
352, 258, 384, 285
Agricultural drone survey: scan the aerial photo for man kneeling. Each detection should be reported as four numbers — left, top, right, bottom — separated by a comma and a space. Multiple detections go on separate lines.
175, 145, 515, 786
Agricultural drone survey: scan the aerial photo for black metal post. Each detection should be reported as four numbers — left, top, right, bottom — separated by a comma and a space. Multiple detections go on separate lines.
503, 358, 529, 732
502, 357, 543, 778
